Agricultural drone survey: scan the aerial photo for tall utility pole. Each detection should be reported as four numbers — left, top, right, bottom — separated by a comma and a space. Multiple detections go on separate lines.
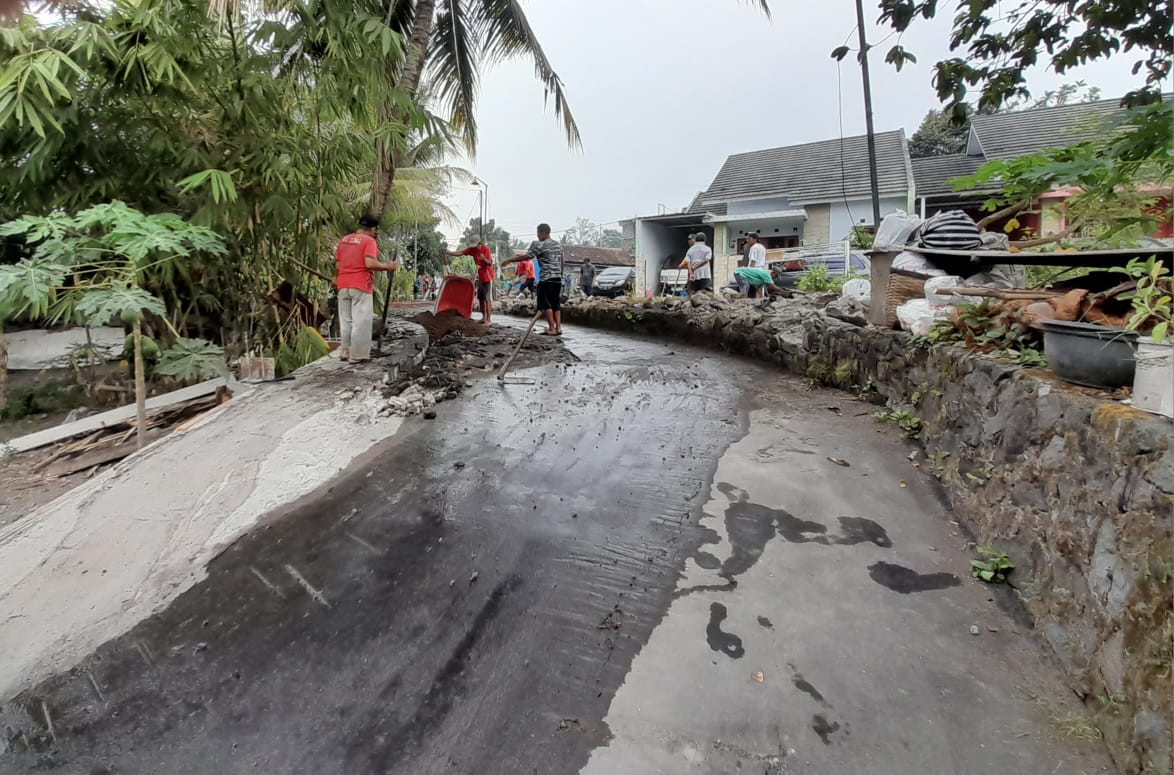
854, 0, 882, 229
473, 177, 489, 242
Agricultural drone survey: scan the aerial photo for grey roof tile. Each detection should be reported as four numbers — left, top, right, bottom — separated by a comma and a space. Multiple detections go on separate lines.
694, 130, 911, 206
911, 155, 991, 197
969, 96, 1168, 160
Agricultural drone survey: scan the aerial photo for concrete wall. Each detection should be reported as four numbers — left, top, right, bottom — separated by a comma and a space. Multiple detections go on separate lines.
634, 220, 676, 294
727, 195, 791, 215
721, 216, 805, 249
803, 204, 831, 245
5, 327, 125, 371
828, 195, 908, 241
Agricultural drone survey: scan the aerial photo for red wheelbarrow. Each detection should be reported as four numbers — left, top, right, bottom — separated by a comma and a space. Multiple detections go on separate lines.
434, 275, 476, 319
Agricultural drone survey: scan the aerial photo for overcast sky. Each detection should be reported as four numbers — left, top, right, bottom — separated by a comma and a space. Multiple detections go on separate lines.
442, 0, 1144, 245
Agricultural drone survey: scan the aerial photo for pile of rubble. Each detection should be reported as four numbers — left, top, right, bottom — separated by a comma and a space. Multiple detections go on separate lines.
351, 317, 578, 418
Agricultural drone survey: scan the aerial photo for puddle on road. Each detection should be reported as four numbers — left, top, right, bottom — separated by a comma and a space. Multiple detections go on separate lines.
688, 484, 894, 589
867, 561, 960, 594
705, 602, 745, 659
811, 713, 841, 745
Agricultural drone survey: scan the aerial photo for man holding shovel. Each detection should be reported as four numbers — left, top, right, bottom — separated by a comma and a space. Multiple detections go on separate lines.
502, 223, 564, 336
447, 240, 496, 324
335, 215, 399, 364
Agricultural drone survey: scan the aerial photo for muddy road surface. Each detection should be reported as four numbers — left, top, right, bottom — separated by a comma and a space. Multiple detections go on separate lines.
0, 323, 1112, 774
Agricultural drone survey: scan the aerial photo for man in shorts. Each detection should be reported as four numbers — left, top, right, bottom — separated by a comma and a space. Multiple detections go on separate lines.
447, 240, 496, 324
686, 232, 713, 294
514, 256, 536, 297
503, 223, 564, 336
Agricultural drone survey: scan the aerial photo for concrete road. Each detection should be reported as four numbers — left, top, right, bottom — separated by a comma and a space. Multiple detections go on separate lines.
0, 325, 1112, 774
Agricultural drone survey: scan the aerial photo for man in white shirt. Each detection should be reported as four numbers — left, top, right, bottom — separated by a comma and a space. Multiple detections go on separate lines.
685, 232, 713, 294
746, 232, 767, 268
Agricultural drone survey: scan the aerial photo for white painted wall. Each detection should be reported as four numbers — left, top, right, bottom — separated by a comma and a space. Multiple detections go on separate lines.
721, 217, 805, 250
828, 195, 908, 242
727, 195, 791, 215
635, 220, 676, 294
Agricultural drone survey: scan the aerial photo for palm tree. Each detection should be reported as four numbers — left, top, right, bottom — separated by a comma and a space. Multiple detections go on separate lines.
367, 0, 772, 219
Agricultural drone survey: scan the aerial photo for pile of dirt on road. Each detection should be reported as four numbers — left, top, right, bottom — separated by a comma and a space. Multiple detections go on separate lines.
428, 327, 578, 377
381, 324, 577, 403
410, 309, 490, 343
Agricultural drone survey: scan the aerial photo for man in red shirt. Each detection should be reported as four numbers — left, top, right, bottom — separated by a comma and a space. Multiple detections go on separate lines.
335, 215, 399, 363
514, 256, 536, 297
447, 240, 495, 324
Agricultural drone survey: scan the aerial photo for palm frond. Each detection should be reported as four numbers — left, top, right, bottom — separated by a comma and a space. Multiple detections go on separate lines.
474, 0, 580, 150
429, 0, 480, 152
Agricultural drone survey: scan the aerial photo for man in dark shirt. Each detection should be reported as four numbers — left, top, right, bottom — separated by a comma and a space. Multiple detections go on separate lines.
579, 256, 597, 297
503, 223, 564, 336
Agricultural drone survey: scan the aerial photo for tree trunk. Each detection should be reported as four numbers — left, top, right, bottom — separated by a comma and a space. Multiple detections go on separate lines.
0, 324, 7, 415
977, 200, 1029, 230
133, 317, 147, 451
367, 0, 436, 219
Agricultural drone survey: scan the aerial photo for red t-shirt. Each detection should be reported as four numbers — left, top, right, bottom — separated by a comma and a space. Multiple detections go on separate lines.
336, 233, 378, 293
462, 245, 495, 283
515, 259, 535, 280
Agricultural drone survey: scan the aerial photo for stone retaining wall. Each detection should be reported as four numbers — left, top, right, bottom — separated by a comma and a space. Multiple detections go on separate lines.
504, 294, 1173, 774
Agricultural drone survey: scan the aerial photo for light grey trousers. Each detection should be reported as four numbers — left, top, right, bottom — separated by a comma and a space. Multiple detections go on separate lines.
338, 287, 374, 360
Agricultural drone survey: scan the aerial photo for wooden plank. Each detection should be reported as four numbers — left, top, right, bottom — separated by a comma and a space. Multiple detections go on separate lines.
869, 251, 895, 327
1, 378, 231, 455
44, 430, 165, 478
31, 431, 104, 473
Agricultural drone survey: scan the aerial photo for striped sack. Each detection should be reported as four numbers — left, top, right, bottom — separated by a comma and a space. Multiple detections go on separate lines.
914, 210, 982, 250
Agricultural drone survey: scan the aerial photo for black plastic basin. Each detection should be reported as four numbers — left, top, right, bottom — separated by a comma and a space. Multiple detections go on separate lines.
1041, 320, 1137, 389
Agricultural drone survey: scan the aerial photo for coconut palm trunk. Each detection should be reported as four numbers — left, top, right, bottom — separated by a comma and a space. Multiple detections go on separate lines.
368, 0, 436, 219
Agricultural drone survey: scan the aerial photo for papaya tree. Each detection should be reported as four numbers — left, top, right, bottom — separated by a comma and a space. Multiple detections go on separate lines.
0, 202, 228, 448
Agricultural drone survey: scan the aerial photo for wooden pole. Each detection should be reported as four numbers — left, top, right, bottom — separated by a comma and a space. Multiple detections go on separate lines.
854, 0, 882, 229
132, 317, 147, 450
497, 312, 542, 381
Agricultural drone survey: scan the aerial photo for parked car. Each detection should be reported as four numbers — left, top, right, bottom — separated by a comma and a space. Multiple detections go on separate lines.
771, 252, 871, 288
591, 266, 636, 298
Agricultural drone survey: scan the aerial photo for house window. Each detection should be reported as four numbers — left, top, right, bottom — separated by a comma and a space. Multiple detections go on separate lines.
735, 236, 799, 252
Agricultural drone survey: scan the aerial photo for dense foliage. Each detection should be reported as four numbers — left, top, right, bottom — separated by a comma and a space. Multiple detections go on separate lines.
874, 0, 1170, 117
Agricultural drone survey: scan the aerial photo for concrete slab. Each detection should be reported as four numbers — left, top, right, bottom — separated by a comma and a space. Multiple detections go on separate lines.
4, 327, 124, 371
0, 329, 427, 700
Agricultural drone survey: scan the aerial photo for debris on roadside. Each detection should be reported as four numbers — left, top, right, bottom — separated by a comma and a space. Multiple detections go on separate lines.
597, 606, 623, 631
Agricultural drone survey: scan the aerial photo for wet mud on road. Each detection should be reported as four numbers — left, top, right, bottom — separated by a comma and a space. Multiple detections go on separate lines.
0, 329, 759, 775
0, 323, 1113, 774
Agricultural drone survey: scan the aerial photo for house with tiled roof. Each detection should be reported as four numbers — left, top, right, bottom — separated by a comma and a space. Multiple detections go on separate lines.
912, 96, 1174, 239
624, 130, 915, 293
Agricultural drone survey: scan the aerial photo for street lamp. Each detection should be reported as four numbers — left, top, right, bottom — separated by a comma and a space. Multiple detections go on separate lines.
472, 177, 489, 241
